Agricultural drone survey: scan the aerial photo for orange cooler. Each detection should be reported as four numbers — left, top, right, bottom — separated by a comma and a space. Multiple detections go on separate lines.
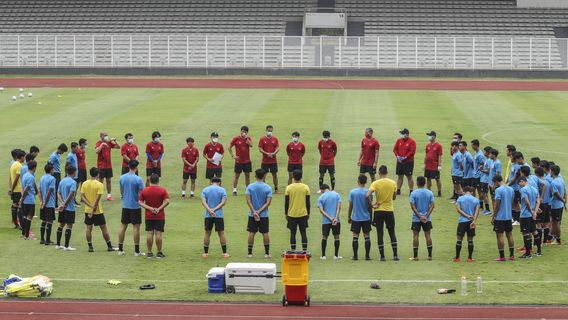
281, 250, 311, 306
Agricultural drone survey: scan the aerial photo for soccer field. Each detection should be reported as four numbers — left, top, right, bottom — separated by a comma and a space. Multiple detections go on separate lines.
1, 86, 567, 304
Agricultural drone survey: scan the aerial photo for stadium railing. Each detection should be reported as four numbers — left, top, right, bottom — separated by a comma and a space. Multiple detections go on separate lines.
0, 35, 566, 70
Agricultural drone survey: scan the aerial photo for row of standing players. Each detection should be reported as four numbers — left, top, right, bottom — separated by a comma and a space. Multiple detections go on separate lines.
7, 128, 567, 260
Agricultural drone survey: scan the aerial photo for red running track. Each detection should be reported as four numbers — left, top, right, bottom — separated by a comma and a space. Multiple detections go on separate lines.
1, 77, 568, 91
1, 300, 567, 320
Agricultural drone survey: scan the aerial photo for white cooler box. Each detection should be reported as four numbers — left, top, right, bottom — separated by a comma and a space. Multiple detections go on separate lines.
224, 263, 277, 294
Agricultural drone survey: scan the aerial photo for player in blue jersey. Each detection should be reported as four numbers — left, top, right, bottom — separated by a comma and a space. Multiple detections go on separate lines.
519, 177, 539, 258
201, 177, 229, 258
492, 175, 515, 261
549, 165, 566, 245
318, 183, 342, 260
245, 169, 273, 258
348, 175, 372, 261
409, 176, 435, 261
454, 186, 480, 262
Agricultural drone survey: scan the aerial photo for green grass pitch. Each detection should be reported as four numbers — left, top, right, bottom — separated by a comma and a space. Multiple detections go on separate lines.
0, 87, 567, 304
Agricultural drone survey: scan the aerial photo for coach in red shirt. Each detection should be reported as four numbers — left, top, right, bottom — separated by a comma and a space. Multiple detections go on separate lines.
145, 131, 164, 186
258, 125, 280, 192
95, 131, 120, 201
138, 174, 169, 259
393, 128, 416, 195
181, 137, 199, 199
203, 132, 224, 181
318, 130, 338, 192
229, 126, 253, 196
358, 127, 381, 181
423, 131, 443, 197
77, 138, 87, 186
121, 133, 139, 175
286, 131, 305, 185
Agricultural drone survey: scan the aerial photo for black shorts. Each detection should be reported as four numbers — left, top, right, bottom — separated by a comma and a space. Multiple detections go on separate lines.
121, 208, 142, 225
520, 217, 536, 233
11, 192, 22, 205
480, 182, 489, 193
493, 220, 513, 233
351, 220, 372, 234
98, 168, 113, 179
514, 191, 521, 204
424, 169, 440, 180
396, 161, 414, 176
22, 204, 35, 217
322, 223, 341, 237
470, 178, 481, 188
373, 211, 395, 230
205, 218, 225, 232
261, 163, 278, 174
411, 221, 432, 232
551, 208, 563, 222
287, 216, 309, 231
40, 207, 56, 221
319, 165, 335, 175
457, 222, 476, 237
287, 164, 303, 173
205, 168, 222, 179
247, 217, 269, 234
538, 203, 551, 223
235, 162, 252, 174
461, 178, 472, 188
84, 213, 107, 226
58, 210, 76, 224
146, 219, 165, 232
452, 176, 463, 185
146, 167, 161, 177
359, 165, 376, 175
183, 172, 197, 180
78, 169, 87, 183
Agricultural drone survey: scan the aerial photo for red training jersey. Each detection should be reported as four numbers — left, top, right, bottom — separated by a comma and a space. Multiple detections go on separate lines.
145, 142, 164, 169
181, 146, 199, 173
425, 142, 443, 171
76, 148, 86, 170
230, 136, 252, 164
95, 140, 116, 169
393, 137, 416, 163
258, 135, 279, 165
286, 142, 305, 164
203, 142, 224, 169
139, 185, 169, 220
318, 139, 337, 166
360, 137, 380, 166
121, 143, 139, 167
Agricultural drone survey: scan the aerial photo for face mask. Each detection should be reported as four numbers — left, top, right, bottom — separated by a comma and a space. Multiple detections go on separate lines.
452, 138, 458, 142
427, 136, 433, 142
212, 138, 219, 143
84, 144, 88, 148
365, 133, 372, 138
188, 143, 194, 148
292, 137, 299, 143
266, 131, 273, 137
400, 134, 406, 139
103, 136, 110, 142
154, 137, 160, 143
323, 138, 329, 142
127, 138, 134, 145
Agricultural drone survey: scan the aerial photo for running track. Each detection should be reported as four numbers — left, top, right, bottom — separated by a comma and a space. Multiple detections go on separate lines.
1, 301, 568, 320
1, 77, 568, 91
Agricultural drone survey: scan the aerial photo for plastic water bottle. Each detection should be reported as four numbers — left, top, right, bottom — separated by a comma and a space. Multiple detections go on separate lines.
461, 276, 468, 296
476, 276, 483, 294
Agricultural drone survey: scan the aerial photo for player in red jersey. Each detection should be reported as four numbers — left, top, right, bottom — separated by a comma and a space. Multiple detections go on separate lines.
358, 128, 380, 181
181, 137, 199, 199
121, 133, 139, 175
423, 131, 443, 197
203, 132, 224, 182
229, 126, 253, 196
286, 131, 305, 185
318, 130, 338, 193
95, 131, 120, 201
77, 138, 87, 189
393, 128, 416, 195
145, 131, 164, 186
258, 125, 280, 193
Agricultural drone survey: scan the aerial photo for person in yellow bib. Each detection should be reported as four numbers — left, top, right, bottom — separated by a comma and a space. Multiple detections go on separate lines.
366, 165, 399, 261
9, 149, 26, 229
285, 169, 310, 251
80, 167, 116, 253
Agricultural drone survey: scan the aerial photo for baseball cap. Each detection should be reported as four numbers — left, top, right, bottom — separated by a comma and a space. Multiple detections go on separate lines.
399, 128, 409, 135
210, 132, 219, 137
426, 131, 437, 137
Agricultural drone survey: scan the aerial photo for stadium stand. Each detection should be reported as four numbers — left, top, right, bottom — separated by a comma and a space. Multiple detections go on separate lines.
1, 0, 567, 37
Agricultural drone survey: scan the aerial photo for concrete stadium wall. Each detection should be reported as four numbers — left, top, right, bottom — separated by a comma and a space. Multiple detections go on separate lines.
1, 67, 568, 79
517, 0, 568, 8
